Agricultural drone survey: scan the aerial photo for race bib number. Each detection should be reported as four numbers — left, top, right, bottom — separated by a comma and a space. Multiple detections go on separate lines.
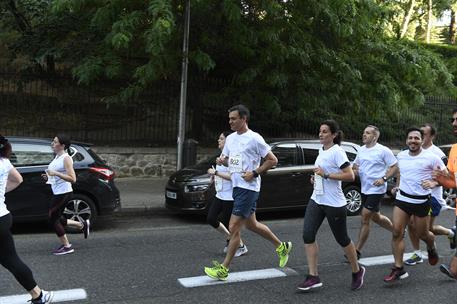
229, 154, 243, 173
215, 176, 223, 191
314, 174, 324, 195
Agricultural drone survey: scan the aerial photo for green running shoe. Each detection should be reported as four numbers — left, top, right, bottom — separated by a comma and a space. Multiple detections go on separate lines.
276, 241, 292, 268
204, 261, 229, 281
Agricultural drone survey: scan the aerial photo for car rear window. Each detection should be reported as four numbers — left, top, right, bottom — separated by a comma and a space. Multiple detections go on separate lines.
86, 148, 107, 166
10, 143, 54, 166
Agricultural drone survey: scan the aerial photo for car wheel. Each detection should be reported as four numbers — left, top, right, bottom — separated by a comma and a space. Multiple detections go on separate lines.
63, 194, 97, 227
344, 185, 362, 216
444, 188, 456, 208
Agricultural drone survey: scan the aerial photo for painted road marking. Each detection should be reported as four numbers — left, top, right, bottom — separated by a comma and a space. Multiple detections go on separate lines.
178, 267, 298, 288
359, 251, 428, 267
0, 288, 87, 304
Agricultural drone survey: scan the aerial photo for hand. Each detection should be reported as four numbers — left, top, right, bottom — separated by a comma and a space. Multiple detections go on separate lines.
241, 171, 255, 182
313, 166, 324, 177
41, 173, 48, 181
432, 168, 449, 179
373, 178, 385, 186
391, 187, 398, 196
310, 175, 315, 185
216, 157, 227, 166
421, 179, 438, 190
207, 166, 216, 175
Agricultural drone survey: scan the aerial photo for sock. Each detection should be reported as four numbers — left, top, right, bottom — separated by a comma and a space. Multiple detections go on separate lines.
449, 229, 455, 238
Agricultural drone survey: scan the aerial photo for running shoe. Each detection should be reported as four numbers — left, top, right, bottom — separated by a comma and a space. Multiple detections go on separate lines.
351, 266, 366, 290
204, 261, 228, 281
449, 227, 456, 250
404, 253, 423, 266
234, 244, 248, 257
30, 290, 54, 304
427, 246, 439, 266
384, 266, 409, 283
297, 275, 322, 291
276, 241, 292, 268
82, 219, 90, 239
439, 264, 457, 280
52, 244, 74, 256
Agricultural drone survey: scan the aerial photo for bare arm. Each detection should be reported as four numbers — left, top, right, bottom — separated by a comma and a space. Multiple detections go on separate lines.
373, 163, 398, 186
6, 167, 23, 193
314, 164, 355, 182
242, 151, 278, 182
207, 167, 231, 181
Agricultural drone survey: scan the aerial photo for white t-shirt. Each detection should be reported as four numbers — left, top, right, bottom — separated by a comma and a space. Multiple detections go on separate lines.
396, 149, 445, 204
47, 153, 73, 195
354, 143, 397, 195
423, 144, 447, 207
215, 163, 233, 201
0, 158, 13, 217
222, 130, 270, 192
311, 144, 350, 207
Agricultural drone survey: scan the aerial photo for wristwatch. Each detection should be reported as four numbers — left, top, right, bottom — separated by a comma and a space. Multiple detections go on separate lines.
382, 176, 388, 182
252, 170, 259, 178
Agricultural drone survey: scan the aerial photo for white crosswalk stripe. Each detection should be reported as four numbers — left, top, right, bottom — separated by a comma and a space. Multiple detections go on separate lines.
0, 288, 87, 304
359, 251, 428, 266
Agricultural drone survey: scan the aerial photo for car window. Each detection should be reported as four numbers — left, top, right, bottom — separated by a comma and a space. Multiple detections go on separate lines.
302, 148, 319, 165
272, 144, 298, 167
10, 143, 54, 166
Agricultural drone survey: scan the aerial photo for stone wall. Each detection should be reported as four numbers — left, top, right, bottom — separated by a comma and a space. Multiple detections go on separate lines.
92, 146, 218, 177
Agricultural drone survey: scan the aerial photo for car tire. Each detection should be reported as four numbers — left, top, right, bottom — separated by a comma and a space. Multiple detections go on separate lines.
344, 185, 362, 216
63, 194, 97, 230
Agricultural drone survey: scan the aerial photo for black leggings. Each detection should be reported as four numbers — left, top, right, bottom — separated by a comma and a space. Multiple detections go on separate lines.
206, 197, 234, 229
0, 213, 37, 291
49, 193, 71, 237
303, 199, 352, 247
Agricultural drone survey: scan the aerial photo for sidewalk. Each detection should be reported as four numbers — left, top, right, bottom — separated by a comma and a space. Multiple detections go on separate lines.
115, 177, 169, 214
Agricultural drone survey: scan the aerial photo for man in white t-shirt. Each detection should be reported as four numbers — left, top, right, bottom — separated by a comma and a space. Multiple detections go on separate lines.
204, 104, 292, 281
353, 125, 397, 258
384, 127, 445, 283
404, 123, 455, 266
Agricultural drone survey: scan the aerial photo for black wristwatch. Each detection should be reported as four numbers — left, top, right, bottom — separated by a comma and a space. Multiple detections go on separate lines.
252, 170, 259, 178
382, 176, 388, 182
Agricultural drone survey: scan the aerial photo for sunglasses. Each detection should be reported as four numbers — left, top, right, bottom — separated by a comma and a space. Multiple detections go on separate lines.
452, 118, 457, 123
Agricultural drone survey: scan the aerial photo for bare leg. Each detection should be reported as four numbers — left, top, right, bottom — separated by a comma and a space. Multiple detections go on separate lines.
356, 208, 373, 252
304, 242, 319, 276
222, 215, 245, 268
371, 212, 393, 232
391, 206, 410, 267
245, 212, 281, 248
343, 242, 360, 273
407, 216, 421, 251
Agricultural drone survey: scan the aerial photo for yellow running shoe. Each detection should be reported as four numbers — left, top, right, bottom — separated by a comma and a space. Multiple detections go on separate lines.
204, 261, 229, 281
276, 241, 292, 268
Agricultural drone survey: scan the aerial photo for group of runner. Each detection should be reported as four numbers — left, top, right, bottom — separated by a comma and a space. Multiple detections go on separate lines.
0, 134, 89, 303
203, 104, 457, 291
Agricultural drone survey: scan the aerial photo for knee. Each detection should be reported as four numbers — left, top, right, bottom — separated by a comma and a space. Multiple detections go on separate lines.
229, 222, 241, 234
302, 230, 316, 244
392, 228, 404, 240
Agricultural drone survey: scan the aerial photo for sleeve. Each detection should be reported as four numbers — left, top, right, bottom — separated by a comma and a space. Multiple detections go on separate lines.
383, 147, 398, 167
255, 134, 271, 158
5, 159, 13, 172
335, 147, 350, 169
432, 154, 446, 171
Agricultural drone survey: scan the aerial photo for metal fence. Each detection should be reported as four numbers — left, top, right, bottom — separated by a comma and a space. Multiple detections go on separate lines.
1, 71, 457, 147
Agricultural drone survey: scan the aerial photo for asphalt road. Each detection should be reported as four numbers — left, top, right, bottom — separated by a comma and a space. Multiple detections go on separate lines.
2, 201, 456, 304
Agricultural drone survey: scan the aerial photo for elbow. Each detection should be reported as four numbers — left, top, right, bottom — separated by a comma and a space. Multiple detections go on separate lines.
17, 176, 23, 184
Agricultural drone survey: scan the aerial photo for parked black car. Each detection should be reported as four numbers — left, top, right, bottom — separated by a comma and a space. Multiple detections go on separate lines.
165, 140, 363, 216
5, 137, 121, 225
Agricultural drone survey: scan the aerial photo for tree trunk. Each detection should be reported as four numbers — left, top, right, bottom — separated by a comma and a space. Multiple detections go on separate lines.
426, 0, 433, 43
450, 10, 457, 44
400, 0, 416, 38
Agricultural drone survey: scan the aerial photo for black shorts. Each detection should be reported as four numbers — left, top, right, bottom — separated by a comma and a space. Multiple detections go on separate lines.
361, 193, 384, 213
394, 199, 431, 218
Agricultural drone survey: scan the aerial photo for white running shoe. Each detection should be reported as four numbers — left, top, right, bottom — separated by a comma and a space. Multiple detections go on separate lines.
31, 290, 54, 304
234, 244, 248, 257
223, 240, 229, 253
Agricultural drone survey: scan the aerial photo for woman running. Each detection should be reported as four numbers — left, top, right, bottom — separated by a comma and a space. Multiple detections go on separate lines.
206, 131, 247, 257
0, 135, 54, 303
42, 134, 89, 255
297, 120, 365, 291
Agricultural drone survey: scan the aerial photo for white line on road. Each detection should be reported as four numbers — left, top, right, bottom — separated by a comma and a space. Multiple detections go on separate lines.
178, 267, 298, 288
359, 251, 428, 267
0, 288, 87, 304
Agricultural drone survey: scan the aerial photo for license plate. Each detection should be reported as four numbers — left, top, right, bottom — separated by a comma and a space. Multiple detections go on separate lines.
166, 191, 177, 199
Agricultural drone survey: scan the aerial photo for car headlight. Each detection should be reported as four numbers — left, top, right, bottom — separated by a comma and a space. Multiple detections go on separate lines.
184, 177, 211, 193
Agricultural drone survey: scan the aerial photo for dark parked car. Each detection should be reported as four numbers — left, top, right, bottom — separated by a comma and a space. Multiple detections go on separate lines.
5, 137, 121, 225
165, 140, 363, 216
